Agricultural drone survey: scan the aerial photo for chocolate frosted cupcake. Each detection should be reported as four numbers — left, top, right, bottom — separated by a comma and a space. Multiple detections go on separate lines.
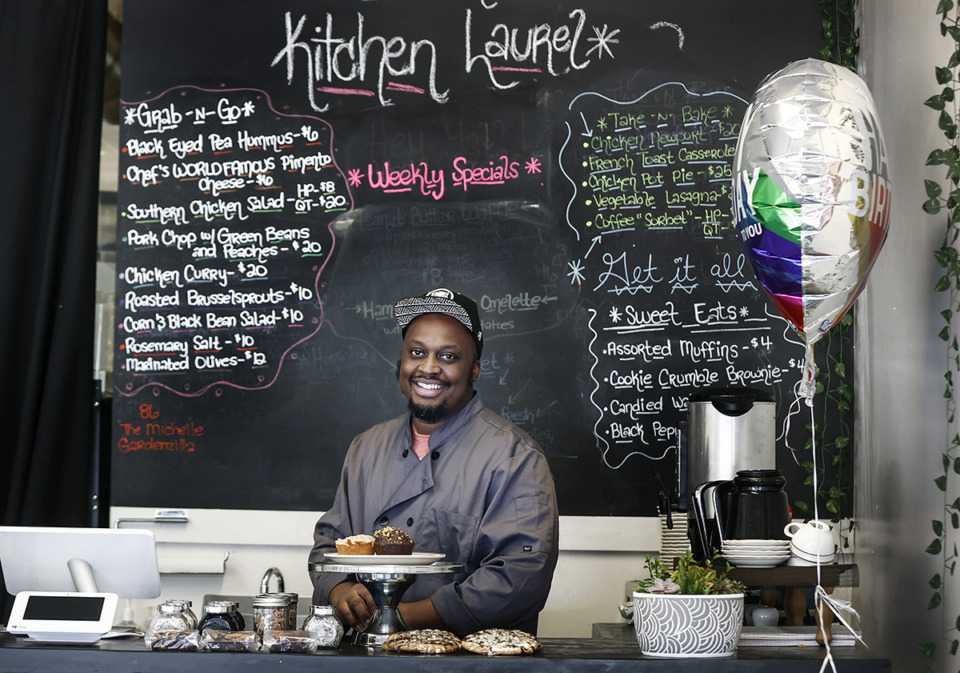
373, 527, 415, 555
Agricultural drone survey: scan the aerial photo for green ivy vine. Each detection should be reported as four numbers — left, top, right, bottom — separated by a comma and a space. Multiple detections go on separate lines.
921, 1, 960, 669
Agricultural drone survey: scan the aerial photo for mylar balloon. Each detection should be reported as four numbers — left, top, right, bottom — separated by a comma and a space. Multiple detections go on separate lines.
732, 58, 891, 347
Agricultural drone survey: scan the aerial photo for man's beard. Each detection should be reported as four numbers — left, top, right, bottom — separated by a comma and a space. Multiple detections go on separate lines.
408, 399, 448, 425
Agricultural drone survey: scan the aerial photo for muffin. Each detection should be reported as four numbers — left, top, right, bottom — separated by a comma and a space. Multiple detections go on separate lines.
335, 534, 375, 555
373, 527, 415, 555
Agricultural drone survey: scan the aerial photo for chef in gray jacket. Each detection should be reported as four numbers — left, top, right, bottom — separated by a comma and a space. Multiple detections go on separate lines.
309, 288, 559, 636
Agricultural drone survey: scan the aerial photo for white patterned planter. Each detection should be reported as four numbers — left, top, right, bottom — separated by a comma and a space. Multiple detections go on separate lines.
632, 592, 744, 658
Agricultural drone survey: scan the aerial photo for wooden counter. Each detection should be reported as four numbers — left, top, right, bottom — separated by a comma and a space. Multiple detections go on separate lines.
0, 629, 890, 673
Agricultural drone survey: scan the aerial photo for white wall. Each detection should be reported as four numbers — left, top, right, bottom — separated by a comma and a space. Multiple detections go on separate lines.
110, 507, 659, 637
856, 2, 951, 669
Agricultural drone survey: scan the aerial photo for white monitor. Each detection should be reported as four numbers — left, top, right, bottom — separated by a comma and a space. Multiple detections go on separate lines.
0, 526, 161, 598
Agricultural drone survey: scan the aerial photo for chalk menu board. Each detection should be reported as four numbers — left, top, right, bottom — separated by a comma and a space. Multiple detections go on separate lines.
112, 0, 825, 516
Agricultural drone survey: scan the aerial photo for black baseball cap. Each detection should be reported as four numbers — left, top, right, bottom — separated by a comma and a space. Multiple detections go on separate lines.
394, 288, 483, 357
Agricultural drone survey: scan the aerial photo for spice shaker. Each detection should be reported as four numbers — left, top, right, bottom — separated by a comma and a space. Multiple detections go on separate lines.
301, 604, 343, 648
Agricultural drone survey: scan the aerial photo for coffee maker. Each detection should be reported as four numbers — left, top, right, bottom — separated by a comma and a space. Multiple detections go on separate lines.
684, 386, 776, 559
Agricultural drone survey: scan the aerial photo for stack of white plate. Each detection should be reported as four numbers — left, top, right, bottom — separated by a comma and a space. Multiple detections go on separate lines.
721, 539, 791, 568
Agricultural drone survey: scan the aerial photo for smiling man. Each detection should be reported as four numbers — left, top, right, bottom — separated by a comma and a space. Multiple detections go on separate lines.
308, 288, 559, 637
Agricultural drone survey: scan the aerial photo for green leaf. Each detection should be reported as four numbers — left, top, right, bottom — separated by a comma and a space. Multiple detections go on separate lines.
945, 86, 957, 102
937, 475, 949, 492
835, 435, 850, 449
928, 591, 943, 610
929, 148, 952, 165
930, 573, 942, 589
929, 180, 946, 200
826, 500, 840, 514
952, 511, 959, 529
927, 94, 947, 111
938, 277, 953, 295
919, 641, 937, 658
834, 361, 847, 377
943, 308, 954, 322
936, 247, 956, 267
948, 50, 960, 69
937, 66, 954, 85
951, 639, 959, 655
937, 0, 954, 15
935, 520, 945, 536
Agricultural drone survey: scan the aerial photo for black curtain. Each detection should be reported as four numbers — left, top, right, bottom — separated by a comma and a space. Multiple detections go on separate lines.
0, 0, 107, 620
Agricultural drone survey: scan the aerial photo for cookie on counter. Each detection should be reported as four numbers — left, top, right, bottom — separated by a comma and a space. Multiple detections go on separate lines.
460, 628, 542, 655
381, 629, 461, 654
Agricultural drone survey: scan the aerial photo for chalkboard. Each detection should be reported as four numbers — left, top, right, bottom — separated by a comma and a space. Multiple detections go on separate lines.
111, 0, 826, 516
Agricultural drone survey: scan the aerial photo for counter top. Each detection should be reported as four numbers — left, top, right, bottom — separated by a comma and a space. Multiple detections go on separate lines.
0, 629, 890, 673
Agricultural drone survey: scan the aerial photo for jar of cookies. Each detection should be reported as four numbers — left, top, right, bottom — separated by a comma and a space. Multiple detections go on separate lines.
252, 593, 289, 642
301, 604, 343, 648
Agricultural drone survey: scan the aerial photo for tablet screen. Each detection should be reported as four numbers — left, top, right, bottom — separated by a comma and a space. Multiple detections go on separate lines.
23, 594, 106, 621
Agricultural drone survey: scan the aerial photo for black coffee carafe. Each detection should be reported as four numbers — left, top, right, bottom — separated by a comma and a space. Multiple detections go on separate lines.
691, 469, 791, 558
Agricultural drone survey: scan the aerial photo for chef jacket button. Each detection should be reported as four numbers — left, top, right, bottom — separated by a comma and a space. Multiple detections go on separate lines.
431, 451, 440, 460
406, 517, 414, 527
402, 449, 409, 458
379, 517, 389, 526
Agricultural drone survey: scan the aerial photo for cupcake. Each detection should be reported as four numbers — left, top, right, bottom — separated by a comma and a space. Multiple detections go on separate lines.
335, 534, 375, 555
373, 527, 415, 555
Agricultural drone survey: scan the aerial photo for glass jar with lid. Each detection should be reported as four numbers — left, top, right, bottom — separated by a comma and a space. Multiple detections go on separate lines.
164, 599, 198, 629
277, 593, 299, 629
252, 593, 289, 642
301, 604, 343, 648
198, 601, 243, 634
147, 601, 193, 640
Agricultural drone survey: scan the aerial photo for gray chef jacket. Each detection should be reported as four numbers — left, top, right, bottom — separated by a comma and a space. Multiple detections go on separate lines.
309, 393, 559, 636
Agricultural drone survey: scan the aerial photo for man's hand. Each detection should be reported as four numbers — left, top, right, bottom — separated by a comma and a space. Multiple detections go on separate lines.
328, 581, 376, 631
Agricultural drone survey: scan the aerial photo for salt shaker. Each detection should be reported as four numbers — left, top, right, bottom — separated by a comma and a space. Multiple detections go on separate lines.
301, 604, 343, 648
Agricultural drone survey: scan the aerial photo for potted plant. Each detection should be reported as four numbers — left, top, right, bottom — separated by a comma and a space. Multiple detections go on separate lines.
632, 551, 746, 658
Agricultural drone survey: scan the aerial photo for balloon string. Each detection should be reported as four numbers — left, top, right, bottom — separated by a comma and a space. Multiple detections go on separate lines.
781, 339, 813, 465
808, 398, 837, 673
799, 342, 817, 406
808, 386, 865, 673
780, 377, 805, 466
